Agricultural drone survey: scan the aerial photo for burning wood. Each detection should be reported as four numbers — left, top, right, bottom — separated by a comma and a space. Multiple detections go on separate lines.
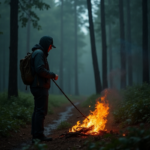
58, 126, 108, 139
69, 90, 109, 135
59, 126, 94, 138
75, 125, 94, 134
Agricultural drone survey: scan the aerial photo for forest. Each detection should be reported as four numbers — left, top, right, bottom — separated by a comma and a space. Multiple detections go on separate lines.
0, 0, 150, 150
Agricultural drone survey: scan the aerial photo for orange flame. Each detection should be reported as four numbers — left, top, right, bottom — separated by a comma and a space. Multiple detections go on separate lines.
69, 91, 109, 134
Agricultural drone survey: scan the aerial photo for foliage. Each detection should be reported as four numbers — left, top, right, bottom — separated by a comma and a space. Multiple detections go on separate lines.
57, 121, 72, 130
87, 124, 150, 150
18, 0, 50, 30
0, 92, 33, 137
3, 0, 50, 30
113, 83, 150, 126
22, 139, 47, 150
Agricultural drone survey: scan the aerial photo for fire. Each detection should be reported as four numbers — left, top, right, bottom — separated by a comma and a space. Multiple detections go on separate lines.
69, 91, 109, 135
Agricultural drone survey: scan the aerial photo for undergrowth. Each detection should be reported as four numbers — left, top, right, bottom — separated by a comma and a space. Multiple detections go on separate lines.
87, 124, 150, 150
113, 83, 150, 126
0, 91, 80, 137
0, 92, 33, 137
22, 139, 47, 150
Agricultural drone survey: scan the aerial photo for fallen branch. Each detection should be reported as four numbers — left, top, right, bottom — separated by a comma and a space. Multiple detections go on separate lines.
57, 126, 109, 139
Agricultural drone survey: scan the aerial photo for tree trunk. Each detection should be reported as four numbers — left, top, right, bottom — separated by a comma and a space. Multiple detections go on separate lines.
108, 22, 113, 88
26, 2, 31, 93
87, 0, 102, 93
3, 46, 5, 91
8, 0, 18, 98
74, 0, 79, 95
0, 52, 2, 92
68, 62, 71, 94
119, 0, 126, 89
59, 0, 64, 94
108, 0, 113, 88
100, 0, 108, 89
126, 0, 132, 86
142, 0, 149, 83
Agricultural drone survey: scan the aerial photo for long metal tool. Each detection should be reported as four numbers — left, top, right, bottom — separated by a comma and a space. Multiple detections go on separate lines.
52, 79, 89, 120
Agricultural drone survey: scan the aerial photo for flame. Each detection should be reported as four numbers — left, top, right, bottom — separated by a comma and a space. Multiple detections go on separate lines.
69, 91, 109, 134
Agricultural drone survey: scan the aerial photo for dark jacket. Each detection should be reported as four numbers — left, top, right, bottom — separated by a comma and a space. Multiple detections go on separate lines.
30, 37, 55, 89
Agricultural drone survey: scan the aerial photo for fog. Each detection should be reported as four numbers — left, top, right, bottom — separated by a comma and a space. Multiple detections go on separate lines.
0, 0, 149, 96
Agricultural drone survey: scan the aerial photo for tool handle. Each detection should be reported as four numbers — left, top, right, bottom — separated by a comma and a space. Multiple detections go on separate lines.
52, 79, 89, 120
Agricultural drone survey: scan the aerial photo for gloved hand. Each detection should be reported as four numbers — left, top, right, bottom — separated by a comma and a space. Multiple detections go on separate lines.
54, 74, 58, 80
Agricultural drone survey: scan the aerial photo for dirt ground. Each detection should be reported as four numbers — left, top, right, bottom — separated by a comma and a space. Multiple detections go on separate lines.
0, 98, 119, 150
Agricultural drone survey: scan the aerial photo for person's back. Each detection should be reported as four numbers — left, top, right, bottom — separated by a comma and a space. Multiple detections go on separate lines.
30, 49, 53, 89
30, 36, 58, 143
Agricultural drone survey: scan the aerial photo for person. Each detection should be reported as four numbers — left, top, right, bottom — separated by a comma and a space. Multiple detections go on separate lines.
30, 36, 58, 142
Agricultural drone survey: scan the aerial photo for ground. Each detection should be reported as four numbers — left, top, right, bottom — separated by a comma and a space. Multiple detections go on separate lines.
0, 98, 119, 150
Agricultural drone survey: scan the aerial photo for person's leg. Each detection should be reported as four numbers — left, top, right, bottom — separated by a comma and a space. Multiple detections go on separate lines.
30, 88, 48, 137
34, 93, 48, 136
31, 99, 36, 135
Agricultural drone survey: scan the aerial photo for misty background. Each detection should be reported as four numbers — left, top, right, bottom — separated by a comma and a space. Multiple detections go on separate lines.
0, 0, 149, 96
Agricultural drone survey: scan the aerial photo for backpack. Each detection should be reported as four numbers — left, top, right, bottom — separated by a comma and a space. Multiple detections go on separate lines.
20, 52, 34, 85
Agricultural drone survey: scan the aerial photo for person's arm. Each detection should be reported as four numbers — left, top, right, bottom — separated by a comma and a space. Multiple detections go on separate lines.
34, 50, 55, 79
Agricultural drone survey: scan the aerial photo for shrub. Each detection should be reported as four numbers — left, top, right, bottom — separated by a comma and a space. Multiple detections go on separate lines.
0, 93, 33, 137
87, 124, 150, 150
113, 83, 150, 126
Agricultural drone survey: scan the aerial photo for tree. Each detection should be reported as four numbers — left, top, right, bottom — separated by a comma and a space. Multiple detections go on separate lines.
59, 0, 64, 94
0, 2, 3, 34
108, 0, 113, 88
119, 0, 126, 88
74, 0, 79, 95
25, 0, 31, 93
87, 0, 102, 93
3, 44, 5, 90
142, 0, 149, 83
100, 0, 108, 89
26, 1, 31, 54
8, 0, 19, 98
126, 0, 132, 86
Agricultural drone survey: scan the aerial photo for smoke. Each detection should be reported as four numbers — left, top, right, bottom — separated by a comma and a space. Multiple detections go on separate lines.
101, 88, 123, 131
108, 68, 126, 89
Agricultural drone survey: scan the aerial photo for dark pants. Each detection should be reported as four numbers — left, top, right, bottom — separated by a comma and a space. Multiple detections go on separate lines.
30, 87, 48, 137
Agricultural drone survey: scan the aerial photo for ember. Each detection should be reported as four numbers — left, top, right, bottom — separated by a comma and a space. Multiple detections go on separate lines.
69, 90, 109, 135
